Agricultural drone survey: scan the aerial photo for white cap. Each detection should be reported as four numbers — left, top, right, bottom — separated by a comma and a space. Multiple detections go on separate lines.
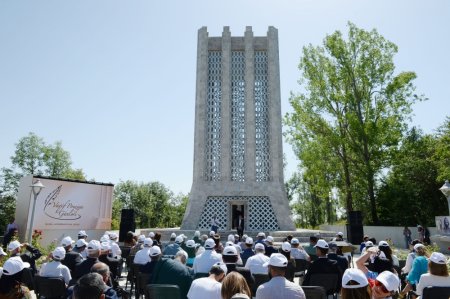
342, 268, 369, 289
2, 258, 30, 275
175, 235, 184, 243
291, 238, 300, 245
186, 240, 196, 248
228, 234, 235, 242
7, 241, 21, 251
225, 241, 234, 247
109, 233, 118, 240
263, 253, 288, 267
378, 241, 389, 247
52, 246, 66, 260
266, 236, 274, 243
75, 239, 88, 248
205, 238, 216, 249
337, 232, 344, 237
149, 246, 161, 256
87, 240, 101, 251
148, 232, 155, 238
101, 242, 111, 251
413, 243, 425, 251
231, 294, 250, 299
78, 230, 88, 237
209, 231, 215, 236
61, 236, 74, 247
255, 243, 265, 251
223, 245, 238, 256
144, 238, 153, 247
281, 242, 291, 252
138, 235, 146, 243
365, 241, 374, 247
314, 239, 329, 249
376, 271, 400, 292
430, 252, 447, 265
212, 262, 228, 274
245, 237, 254, 245
170, 233, 177, 239
257, 232, 266, 238
100, 235, 109, 242
0, 247, 6, 256
194, 230, 200, 237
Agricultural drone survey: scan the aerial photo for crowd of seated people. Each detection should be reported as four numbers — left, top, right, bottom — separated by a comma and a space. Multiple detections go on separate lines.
0, 229, 449, 299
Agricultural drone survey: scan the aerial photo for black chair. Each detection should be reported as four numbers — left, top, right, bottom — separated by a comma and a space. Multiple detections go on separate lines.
301, 286, 327, 299
34, 276, 66, 299
136, 272, 151, 299
193, 272, 209, 279
124, 255, 135, 290
21, 268, 35, 291
252, 273, 270, 295
422, 286, 450, 299
294, 259, 309, 276
145, 284, 180, 299
309, 273, 339, 299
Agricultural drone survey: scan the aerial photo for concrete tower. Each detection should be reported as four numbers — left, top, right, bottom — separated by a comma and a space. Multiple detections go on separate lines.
181, 26, 295, 231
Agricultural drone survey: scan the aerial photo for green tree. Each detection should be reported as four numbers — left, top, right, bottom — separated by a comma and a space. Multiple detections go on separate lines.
434, 116, 450, 182
286, 22, 423, 224
43, 141, 72, 177
11, 132, 45, 175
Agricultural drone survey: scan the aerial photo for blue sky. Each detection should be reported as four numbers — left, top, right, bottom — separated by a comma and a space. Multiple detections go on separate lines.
1, 0, 449, 195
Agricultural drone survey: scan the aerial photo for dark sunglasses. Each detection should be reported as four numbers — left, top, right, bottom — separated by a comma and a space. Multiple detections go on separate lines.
374, 280, 389, 294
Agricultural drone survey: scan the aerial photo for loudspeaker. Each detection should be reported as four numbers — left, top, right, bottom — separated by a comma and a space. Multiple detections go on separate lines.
347, 211, 363, 244
119, 209, 135, 242
348, 211, 362, 225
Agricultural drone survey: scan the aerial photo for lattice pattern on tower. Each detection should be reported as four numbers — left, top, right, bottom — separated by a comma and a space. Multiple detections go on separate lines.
205, 51, 222, 181
254, 51, 270, 181
231, 51, 246, 182
197, 196, 279, 231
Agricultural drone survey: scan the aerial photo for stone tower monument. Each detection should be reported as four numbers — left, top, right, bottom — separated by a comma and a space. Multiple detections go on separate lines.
181, 26, 295, 231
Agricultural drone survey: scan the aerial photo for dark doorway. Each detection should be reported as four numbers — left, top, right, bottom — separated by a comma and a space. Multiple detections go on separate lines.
231, 204, 244, 229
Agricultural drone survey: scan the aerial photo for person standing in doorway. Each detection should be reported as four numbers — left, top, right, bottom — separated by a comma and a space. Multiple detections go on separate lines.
237, 215, 245, 240
211, 215, 221, 234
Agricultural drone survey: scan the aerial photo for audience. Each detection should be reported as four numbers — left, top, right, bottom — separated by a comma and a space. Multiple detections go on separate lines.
221, 272, 252, 299
399, 243, 428, 297
74, 240, 101, 279
39, 246, 72, 285
0, 258, 32, 298
187, 262, 227, 299
290, 238, 310, 261
133, 238, 153, 265
341, 268, 371, 299
279, 241, 296, 282
72, 273, 108, 299
327, 242, 349, 273
7, 240, 42, 274
415, 252, 450, 298
60, 236, 83, 274
193, 238, 222, 274
244, 243, 269, 275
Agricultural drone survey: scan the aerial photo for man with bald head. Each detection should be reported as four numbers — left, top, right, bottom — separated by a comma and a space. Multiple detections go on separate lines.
90, 262, 118, 299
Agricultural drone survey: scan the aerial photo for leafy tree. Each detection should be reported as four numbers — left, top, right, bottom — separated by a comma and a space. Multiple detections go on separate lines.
434, 116, 450, 182
286, 22, 423, 224
11, 132, 45, 175
43, 141, 72, 177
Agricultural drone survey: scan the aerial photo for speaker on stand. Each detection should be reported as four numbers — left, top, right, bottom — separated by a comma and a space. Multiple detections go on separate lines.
346, 211, 364, 244
119, 209, 135, 242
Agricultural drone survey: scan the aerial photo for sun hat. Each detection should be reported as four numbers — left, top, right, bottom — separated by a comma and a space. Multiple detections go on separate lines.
170, 233, 177, 239
228, 234, 235, 242
211, 262, 228, 275
101, 242, 111, 251
245, 237, 254, 245
337, 232, 344, 237
376, 271, 400, 292
291, 238, 300, 245
2, 258, 30, 275
413, 243, 425, 251
429, 252, 447, 265
204, 238, 216, 249
52, 246, 66, 260
144, 238, 153, 247
266, 236, 274, 243
223, 245, 238, 256
175, 235, 184, 243
225, 241, 234, 247
378, 241, 389, 247
194, 231, 201, 237
7, 240, 21, 251
186, 240, 196, 248
61, 236, 74, 247
109, 233, 118, 240
148, 232, 155, 238
138, 235, 146, 243
342, 268, 369, 289
365, 241, 374, 247
257, 232, 266, 238
75, 239, 88, 248
87, 240, 101, 251
100, 235, 109, 243
314, 239, 329, 249
263, 253, 288, 267
281, 242, 291, 252
78, 230, 88, 237
209, 231, 215, 236
255, 243, 265, 251
149, 246, 161, 256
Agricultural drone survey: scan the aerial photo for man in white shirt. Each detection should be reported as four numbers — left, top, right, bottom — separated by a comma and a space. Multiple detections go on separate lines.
40, 246, 72, 285
256, 253, 305, 299
245, 243, 269, 275
134, 238, 153, 265
193, 238, 222, 274
188, 262, 226, 299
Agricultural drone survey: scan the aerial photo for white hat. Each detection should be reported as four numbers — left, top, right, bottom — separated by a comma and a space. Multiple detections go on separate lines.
342, 268, 368, 289
376, 271, 400, 292
0, 247, 6, 256
378, 241, 389, 247
148, 232, 155, 238
291, 238, 300, 245
61, 236, 74, 247
149, 246, 161, 256
170, 233, 177, 239
176, 249, 188, 260
257, 232, 266, 238
281, 242, 291, 252
263, 253, 288, 267
2, 258, 30, 275
109, 233, 118, 240
101, 242, 111, 251
87, 240, 101, 251
78, 230, 88, 237
175, 235, 184, 243
7, 240, 21, 251
209, 231, 215, 236
266, 236, 274, 243
212, 262, 228, 275
138, 235, 146, 243
194, 230, 201, 237
413, 243, 425, 251
223, 245, 238, 256
225, 241, 234, 247
204, 238, 216, 249
228, 234, 235, 242
430, 252, 447, 265
231, 294, 250, 299
144, 238, 153, 247
245, 237, 254, 245
100, 235, 109, 243
52, 246, 66, 260
365, 241, 374, 247
75, 239, 88, 248
337, 232, 344, 237
314, 239, 329, 249
255, 243, 265, 251
186, 240, 196, 248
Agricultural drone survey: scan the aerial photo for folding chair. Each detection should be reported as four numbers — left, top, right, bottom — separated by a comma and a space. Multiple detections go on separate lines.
145, 284, 180, 299
301, 286, 327, 299
422, 286, 450, 299
21, 267, 36, 291
252, 273, 270, 295
136, 272, 151, 299
34, 276, 66, 299
309, 273, 339, 299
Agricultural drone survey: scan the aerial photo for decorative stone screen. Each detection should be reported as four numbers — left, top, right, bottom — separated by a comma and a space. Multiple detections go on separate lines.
205, 51, 222, 181
231, 51, 246, 182
254, 51, 270, 181
197, 196, 279, 231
